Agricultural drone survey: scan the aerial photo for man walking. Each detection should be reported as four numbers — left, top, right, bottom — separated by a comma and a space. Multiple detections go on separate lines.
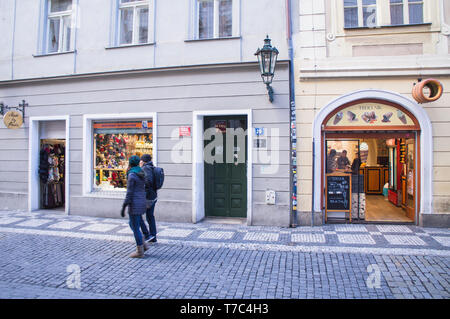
140, 154, 158, 243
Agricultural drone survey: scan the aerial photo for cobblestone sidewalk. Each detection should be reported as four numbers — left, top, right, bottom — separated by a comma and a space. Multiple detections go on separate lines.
0, 210, 449, 299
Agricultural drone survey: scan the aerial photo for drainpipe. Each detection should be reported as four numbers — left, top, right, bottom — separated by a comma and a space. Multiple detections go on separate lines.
311, 139, 315, 226
286, 0, 298, 228
73, 0, 80, 74
11, 0, 17, 80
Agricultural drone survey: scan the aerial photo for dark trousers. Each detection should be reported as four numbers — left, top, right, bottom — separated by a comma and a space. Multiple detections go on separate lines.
129, 214, 144, 246
141, 203, 157, 240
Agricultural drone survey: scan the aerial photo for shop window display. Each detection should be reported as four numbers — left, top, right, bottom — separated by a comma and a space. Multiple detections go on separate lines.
93, 120, 153, 191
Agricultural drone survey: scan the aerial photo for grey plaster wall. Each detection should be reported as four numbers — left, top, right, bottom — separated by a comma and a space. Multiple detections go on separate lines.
0, 63, 291, 226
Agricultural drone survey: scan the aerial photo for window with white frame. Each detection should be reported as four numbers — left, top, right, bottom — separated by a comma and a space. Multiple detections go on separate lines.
117, 0, 152, 45
196, 0, 233, 39
93, 119, 153, 191
344, 0, 426, 28
390, 0, 424, 25
344, 0, 377, 28
46, 0, 74, 53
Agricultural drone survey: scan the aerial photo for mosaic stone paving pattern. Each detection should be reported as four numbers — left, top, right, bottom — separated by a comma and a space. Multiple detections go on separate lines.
0, 210, 449, 299
0, 211, 449, 252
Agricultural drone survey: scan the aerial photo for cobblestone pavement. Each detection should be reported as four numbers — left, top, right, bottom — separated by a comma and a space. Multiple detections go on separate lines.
0, 210, 449, 299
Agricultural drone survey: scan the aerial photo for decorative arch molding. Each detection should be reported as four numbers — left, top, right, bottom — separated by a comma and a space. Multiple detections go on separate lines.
312, 89, 433, 221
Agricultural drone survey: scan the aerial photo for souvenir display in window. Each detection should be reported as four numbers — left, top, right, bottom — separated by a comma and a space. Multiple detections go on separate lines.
93, 120, 153, 191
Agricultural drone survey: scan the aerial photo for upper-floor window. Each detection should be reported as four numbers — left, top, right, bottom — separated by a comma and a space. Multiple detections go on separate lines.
390, 0, 424, 25
344, 0, 425, 28
117, 0, 152, 45
196, 0, 233, 39
46, 0, 74, 53
344, 0, 377, 28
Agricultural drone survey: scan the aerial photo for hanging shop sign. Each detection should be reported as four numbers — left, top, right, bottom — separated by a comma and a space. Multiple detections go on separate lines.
3, 110, 23, 129
1, 100, 27, 129
324, 101, 417, 130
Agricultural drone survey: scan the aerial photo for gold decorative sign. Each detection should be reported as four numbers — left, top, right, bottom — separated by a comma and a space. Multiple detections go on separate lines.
3, 110, 23, 129
326, 102, 414, 127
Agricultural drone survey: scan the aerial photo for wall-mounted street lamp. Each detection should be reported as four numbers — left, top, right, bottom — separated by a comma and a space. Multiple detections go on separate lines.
255, 35, 279, 103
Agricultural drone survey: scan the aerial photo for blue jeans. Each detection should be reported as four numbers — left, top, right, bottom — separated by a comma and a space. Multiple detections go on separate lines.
141, 202, 157, 240
129, 214, 144, 246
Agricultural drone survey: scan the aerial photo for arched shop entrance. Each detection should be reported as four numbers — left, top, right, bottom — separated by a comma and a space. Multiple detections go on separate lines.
312, 90, 433, 225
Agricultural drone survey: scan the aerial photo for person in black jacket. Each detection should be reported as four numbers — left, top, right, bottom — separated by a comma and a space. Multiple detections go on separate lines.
121, 155, 149, 258
140, 154, 158, 243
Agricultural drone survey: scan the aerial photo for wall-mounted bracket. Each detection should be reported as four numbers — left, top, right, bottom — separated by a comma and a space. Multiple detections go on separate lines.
0, 100, 27, 118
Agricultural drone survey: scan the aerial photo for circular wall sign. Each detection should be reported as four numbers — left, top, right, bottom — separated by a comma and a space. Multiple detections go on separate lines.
3, 110, 23, 129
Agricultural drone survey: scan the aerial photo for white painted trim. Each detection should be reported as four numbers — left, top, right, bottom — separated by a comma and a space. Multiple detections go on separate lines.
312, 89, 433, 223
192, 109, 253, 225
29, 115, 70, 215
82, 112, 157, 197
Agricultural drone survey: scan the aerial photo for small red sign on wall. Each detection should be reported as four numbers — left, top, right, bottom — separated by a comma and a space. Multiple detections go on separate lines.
179, 126, 191, 137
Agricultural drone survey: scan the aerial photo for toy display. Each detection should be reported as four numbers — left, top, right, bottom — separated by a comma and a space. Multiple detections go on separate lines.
94, 133, 153, 190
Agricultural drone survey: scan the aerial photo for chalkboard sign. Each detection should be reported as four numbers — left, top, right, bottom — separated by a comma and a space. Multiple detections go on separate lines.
325, 173, 352, 222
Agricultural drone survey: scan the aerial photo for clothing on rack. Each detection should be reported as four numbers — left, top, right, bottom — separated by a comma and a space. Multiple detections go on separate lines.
40, 142, 65, 209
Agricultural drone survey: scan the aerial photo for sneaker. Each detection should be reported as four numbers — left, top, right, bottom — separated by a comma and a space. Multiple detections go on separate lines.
146, 235, 156, 243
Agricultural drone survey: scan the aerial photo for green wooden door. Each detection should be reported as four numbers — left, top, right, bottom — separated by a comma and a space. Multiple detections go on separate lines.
204, 116, 247, 218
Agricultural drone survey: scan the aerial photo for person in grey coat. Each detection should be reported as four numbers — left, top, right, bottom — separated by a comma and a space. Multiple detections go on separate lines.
121, 155, 149, 258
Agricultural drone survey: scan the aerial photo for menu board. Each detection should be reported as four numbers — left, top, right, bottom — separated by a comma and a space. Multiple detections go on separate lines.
326, 173, 352, 221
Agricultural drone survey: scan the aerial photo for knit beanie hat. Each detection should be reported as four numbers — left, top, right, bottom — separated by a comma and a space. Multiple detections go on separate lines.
129, 155, 140, 167
141, 154, 152, 163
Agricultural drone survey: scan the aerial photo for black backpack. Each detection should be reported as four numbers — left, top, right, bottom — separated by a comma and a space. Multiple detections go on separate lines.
152, 166, 164, 190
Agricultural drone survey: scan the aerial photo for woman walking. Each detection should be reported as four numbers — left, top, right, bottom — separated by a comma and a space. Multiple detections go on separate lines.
121, 155, 149, 258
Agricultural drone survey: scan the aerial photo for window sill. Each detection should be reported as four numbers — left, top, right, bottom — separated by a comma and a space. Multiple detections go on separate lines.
185, 36, 241, 43
83, 190, 126, 200
33, 50, 76, 58
344, 23, 432, 30
105, 42, 155, 50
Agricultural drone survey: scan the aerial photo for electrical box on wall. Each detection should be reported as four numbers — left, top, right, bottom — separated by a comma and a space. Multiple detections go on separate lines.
265, 190, 276, 205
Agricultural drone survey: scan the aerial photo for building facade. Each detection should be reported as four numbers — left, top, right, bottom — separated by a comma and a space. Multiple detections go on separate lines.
0, 0, 295, 226
1, 0, 449, 228
294, 0, 450, 227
